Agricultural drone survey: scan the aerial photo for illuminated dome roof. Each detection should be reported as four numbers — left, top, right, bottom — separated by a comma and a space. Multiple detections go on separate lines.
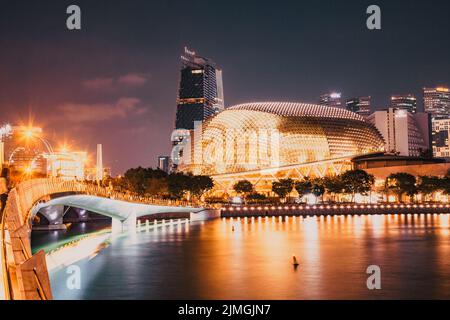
228, 102, 365, 120
181, 102, 385, 175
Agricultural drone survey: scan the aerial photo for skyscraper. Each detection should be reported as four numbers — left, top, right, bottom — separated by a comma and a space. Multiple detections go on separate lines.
175, 47, 224, 130
432, 118, 450, 158
171, 47, 224, 170
390, 94, 417, 113
318, 92, 342, 108
423, 87, 450, 118
367, 108, 431, 157
157, 155, 170, 173
346, 96, 371, 117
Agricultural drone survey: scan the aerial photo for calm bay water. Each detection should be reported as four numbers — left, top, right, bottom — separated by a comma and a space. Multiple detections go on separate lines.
31, 214, 450, 299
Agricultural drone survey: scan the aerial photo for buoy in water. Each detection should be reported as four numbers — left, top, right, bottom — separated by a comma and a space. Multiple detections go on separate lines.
292, 255, 300, 267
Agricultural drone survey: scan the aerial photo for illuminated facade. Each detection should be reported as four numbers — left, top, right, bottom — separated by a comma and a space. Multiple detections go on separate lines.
180, 102, 385, 193
175, 47, 224, 130
0, 125, 50, 174
367, 108, 431, 157
423, 87, 450, 118
318, 92, 343, 108
45, 151, 87, 180
432, 118, 450, 158
390, 94, 417, 113
346, 96, 371, 117
171, 47, 224, 170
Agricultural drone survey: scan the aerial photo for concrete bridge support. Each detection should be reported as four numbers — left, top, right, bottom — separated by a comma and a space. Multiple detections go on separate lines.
35, 205, 66, 230
111, 212, 137, 234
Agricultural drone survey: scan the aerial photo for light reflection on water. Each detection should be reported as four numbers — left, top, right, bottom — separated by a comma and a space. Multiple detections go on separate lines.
33, 213, 450, 300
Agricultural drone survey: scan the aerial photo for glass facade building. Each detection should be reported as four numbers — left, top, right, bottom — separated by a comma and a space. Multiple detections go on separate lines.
390, 94, 417, 113
181, 102, 385, 175
423, 87, 450, 118
346, 96, 371, 117
432, 118, 450, 158
318, 92, 343, 108
175, 47, 224, 130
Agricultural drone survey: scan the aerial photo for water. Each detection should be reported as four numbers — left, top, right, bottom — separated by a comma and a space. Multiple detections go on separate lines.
31, 214, 450, 299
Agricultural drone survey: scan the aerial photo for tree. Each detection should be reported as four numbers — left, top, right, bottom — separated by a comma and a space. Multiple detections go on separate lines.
168, 172, 192, 199
311, 178, 325, 200
441, 176, 450, 195
294, 178, 312, 199
233, 180, 254, 203
189, 175, 214, 198
246, 192, 267, 203
386, 172, 417, 202
123, 167, 168, 195
323, 175, 344, 202
341, 169, 374, 202
146, 177, 168, 197
417, 176, 441, 201
272, 178, 294, 201
123, 167, 149, 194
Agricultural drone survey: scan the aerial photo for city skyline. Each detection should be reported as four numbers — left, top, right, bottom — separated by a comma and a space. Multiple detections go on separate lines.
0, 0, 449, 174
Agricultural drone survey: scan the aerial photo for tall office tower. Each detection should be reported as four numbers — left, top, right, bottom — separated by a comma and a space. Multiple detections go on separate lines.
367, 108, 431, 157
318, 92, 343, 108
390, 94, 417, 113
171, 47, 224, 170
96, 144, 103, 182
175, 47, 224, 130
423, 87, 450, 118
346, 96, 372, 117
157, 155, 170, 173
432, 118, 450, 158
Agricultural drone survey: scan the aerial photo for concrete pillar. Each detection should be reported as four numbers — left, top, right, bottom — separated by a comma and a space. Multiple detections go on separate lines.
111, 212, 137, 234
111, 217, 123, 234
76, 208, 89, 222
38, 205, 65, 225
122, 212, 137, 233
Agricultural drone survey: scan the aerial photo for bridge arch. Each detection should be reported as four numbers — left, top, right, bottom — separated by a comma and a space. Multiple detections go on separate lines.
1, 178, 208, 300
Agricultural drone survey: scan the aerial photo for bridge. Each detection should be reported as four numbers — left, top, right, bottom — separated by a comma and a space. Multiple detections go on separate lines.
1, 178, 212, 300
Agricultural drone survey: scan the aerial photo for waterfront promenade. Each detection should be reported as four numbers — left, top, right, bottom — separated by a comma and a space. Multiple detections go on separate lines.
220, 203, 450, 217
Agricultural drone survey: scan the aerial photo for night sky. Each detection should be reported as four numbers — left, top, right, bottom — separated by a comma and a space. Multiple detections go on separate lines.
0, 0, 449, 174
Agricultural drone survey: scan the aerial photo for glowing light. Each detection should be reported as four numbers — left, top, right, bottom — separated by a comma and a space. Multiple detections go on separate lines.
305, 193, 317, 205
23, 129, 34, 138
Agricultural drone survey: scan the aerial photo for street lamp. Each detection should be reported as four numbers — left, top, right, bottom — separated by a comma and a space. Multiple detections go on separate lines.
20, 127, 54, 154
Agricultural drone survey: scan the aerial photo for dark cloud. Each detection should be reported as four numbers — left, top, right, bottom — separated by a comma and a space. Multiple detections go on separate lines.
83, 73, 149, 91
50, 97, 147, 124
